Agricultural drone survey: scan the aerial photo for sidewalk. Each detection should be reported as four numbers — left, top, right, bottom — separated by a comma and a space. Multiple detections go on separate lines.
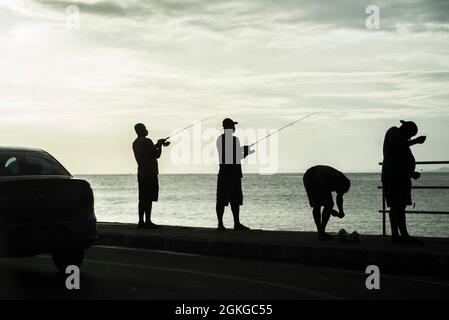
97, 222, 449, 278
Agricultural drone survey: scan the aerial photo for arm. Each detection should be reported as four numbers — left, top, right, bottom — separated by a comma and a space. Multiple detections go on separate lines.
336, 193, 344, 216
154, 144, 162, 159
236, 138, 255, 159
235, 137, 246, 160
217, 136, 223, 164
408, 136, 426, 146
148, 139, 162, 159
154, 139, 170, 159
390, 127, 426, 147
243, 145, 255, 158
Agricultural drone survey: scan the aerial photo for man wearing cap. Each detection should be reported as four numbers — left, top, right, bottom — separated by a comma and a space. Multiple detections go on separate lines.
133, 123, 170, 228
216, 118, 254, 230
382, 120, 426, 243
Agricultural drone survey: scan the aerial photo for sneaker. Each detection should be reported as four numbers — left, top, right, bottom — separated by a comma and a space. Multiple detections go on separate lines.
391, 236, 401, 243
338, 229, 347, 241
234, 224, 250, 231
347, 231, 360, 242
318, 232, 333, 241
137, 222, 145, 229
217, 224, 226, 231
402, 236, 422, 245
145, 222, 161, 229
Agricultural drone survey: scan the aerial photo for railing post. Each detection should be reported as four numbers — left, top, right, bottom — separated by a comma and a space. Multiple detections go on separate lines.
379, 160, 449, 237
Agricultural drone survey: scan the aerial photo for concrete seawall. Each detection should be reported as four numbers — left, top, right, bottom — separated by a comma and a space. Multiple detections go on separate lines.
97, 222, 449, 278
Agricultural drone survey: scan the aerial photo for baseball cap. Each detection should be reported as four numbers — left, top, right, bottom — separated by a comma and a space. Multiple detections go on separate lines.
400, 120, 418, 136
222, 118, 238, 129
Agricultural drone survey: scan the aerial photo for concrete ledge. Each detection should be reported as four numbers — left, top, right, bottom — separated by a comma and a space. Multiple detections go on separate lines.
97, 222, 449, 278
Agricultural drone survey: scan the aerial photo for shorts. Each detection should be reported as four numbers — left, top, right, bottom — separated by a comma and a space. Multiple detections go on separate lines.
216, 174, 243, 206
138, 175, 159, 202
382, 175, 412, 207
303, 171, 334, 208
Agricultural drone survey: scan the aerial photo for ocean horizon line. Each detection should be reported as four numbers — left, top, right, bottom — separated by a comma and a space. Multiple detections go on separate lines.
74, 171, 380, 176
73, 170, 449, 176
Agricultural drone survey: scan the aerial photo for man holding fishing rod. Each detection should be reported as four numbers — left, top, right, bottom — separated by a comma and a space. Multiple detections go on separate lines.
216, 118, 254, 231
132, 116, 215, 228
214, 112, 318, 231
133, 123, 170, 228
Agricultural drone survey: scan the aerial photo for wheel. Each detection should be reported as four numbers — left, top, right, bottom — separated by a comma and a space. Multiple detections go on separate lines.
51, 249, 84, 273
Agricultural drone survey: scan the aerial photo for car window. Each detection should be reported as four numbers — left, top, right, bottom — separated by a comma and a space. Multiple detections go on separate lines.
0, 152, 70, 176
4, 157, 20, 174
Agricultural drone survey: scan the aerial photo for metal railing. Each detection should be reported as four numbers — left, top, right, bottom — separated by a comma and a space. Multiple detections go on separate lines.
378, 161, 449, 236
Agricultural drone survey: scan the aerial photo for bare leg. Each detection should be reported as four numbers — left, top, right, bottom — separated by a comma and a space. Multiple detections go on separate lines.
216, 203, 225, 230
231, 202, 249, 230
398, 206, 421, 243
231, 202, 240, 225
396, 204, 410, 238
312, 206, 322, 234
144, 201, 153, 224
389, 206, 400, 241
321, 207, 332, 234
138, 201, 145, 227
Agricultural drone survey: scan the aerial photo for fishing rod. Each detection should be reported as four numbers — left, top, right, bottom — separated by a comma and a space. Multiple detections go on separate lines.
249, 111, 321, 147
165, 114, 217, 141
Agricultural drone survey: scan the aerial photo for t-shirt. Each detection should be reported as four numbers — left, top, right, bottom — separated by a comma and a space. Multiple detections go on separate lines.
382, 126, 415, 178
216, 133, 244, 178
133, 137, 160, 177
305, 165, 349, 193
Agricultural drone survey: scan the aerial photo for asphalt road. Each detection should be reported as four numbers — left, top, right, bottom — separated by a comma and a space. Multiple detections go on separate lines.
0, 246, 448, 299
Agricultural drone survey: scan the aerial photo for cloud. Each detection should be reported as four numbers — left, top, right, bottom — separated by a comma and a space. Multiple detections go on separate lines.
1, 1, 449, 172
28, 0, 449, 33
35, 0, 138, 17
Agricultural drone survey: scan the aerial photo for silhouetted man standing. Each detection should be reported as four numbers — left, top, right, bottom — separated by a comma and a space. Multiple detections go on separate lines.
216, 118, 253, 231
133, 123, 169, 228
303, 165, 350, 240
382, 120, 426, 243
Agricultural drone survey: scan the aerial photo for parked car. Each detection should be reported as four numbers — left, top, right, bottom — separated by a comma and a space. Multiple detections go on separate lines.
0, 146, 97, 272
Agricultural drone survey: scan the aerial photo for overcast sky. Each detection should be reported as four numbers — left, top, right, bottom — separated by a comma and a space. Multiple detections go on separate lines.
1, 0, 448, 174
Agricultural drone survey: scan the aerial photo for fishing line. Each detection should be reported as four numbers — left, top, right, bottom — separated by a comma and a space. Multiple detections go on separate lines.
165, 114, 217, 140
249, 111, 321, 147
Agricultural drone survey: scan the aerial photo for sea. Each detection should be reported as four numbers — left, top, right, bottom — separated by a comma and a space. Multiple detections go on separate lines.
75, 173, 449, 238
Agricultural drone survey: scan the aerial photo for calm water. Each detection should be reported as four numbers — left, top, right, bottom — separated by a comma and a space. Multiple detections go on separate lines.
75, 173, 449, 238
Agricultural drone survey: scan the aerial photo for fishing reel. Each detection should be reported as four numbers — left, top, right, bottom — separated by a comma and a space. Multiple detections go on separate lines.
243, 145, 255, 157
157, 139, 171, 147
